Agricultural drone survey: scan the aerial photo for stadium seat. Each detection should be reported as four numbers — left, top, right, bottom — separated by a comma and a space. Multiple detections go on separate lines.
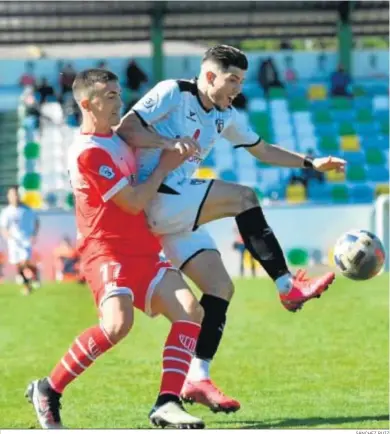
331, 184, 349, 203
352, 85, 366, 97
287, 248, 309, 266
318, 136, 339, 152
289, 97, 308, 112
286, 184, 306, 203
380, 119, 389, 135
373, 95, 389, 112
307, 181, 331, 201
339, 121, 356, 136
350, 184, 374, 204
308, 84, 327, 100
356, 108, 373, 123
248, 98, 267, 112
347, 164, 366, 182
366, 166, 388, 183
355, 122, 379, 136
335, 110, 355, 122
313, 109, 332, 124
316, 123, 338, 136
326, 169, 345, 182
331, 97, 352, 110
354, 97, 372, 110
269, 87, 286, 99
219, 169, 237, 183
375, 183, 390, 197
341, 151, 365, 165
340, 135, 360, 151
195, 167, 216, 179
22, 191, 43, 209
366, 148, 385, 165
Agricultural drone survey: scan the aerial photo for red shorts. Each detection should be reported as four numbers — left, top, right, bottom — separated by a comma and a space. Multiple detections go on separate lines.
82, 254, 173, 317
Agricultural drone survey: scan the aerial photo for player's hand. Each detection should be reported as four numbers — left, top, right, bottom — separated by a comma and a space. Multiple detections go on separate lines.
159, 147, 195, 172
165, 136, 201, 156
313, 156, 347, 173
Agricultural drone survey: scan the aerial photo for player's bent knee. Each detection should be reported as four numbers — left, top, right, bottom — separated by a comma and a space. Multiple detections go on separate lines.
203, 277, 235, 301
100, 295, 134, 344
239, 185, 259, 212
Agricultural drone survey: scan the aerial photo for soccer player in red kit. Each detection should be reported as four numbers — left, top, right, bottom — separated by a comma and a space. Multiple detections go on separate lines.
25, 69, 205, 429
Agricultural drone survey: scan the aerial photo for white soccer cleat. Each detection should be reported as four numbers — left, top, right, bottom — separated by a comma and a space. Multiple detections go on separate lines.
25, 379, 64, 429
149, 401, 205, 429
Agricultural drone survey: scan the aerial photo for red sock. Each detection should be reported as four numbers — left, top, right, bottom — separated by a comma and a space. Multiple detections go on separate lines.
48, 325, 114, 393
160, 321, 201, 397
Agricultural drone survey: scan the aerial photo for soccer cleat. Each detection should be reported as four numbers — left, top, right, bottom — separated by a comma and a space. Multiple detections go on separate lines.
280, 269, 336, 312
181, 379, 240, 413
149, 401, 205, 429
25, 379, 64, 429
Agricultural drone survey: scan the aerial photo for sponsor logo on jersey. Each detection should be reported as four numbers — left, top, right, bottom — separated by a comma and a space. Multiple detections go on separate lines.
216, 118, 224, 133
190, 179, 207, 185
99, 165, 115, 180
186, 110, 197, 122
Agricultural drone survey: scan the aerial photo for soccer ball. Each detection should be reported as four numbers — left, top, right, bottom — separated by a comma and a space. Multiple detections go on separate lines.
334, 229, 386, 280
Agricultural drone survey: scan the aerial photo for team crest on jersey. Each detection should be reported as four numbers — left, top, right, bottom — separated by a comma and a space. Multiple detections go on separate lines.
99, 165, 115, 180
216, 118, 224, 133
143, 94, 158, 109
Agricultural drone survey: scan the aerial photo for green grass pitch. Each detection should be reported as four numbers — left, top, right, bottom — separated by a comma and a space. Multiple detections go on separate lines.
0, 275, 388, 429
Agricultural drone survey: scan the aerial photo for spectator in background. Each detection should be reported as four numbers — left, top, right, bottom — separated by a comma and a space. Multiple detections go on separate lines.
232, 92, 247, 111
367, 54, 386, 79
258, 57, 284, 97
19, 61, 36, 88
284, 56, 297, 83
53, 236, 83, 283
314, 53, 328, 80
280, 40, 293, 50
97, 60, 107, 69
59, 63, 76, 98
125, 59, 148, 93
330, 64, 351, 97
37, 78, 56, 105
233, 229, 256, 278
299, 149, 325, 188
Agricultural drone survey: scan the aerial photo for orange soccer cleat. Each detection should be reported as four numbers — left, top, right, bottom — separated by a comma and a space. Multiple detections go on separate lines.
280, 269, 335, 312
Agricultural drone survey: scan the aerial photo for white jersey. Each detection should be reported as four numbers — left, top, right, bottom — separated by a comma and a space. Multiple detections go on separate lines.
132, 79, 260, 191
0, 204, 37, 249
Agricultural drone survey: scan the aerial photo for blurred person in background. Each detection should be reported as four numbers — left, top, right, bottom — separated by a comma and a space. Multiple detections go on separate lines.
314, 53, 328, 80
19, 61, 36, 88
37, 77, 56, 105
53, 236, 82, 283
233, 229, 256, 278
284, 55, 297, 83
258, 57, 284, 97
60, 63, 77, 98
330, 63, 352, 97
0, 186, 40, 295
125, 59, 148, 95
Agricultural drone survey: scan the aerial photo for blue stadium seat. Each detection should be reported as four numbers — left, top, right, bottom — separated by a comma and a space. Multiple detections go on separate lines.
361, 135, 388, 150
354, 97, 372, 110
315, 123, 338, 136
341, 151, 365, 165
349, 184, 374, 204
220, 169, 237, 183
355, 122, 379, 136
334, 110, 355, 122
366, 166, 389, 183
307, 182, 331, 202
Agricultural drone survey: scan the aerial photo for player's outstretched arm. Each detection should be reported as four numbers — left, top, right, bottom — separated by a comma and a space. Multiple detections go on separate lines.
246, 139, 346, 172
111, 148, 194, 215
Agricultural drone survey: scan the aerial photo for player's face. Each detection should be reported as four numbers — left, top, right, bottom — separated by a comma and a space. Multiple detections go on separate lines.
7, 188, 19, 205
208, 66, 245, 111
89, 81, 122, 127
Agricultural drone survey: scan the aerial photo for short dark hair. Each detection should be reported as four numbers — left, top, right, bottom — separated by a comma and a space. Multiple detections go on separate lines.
202, 45, 248, 71
72, 68, 118, 101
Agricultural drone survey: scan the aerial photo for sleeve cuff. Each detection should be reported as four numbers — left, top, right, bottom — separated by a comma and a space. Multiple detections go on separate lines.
102, 177, 128, 202
132, 110, 150, 128
233, 137, 262, 149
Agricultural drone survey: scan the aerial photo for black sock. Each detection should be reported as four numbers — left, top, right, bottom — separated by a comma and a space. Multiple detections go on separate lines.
155, 393, 180, 408
18, 266, 30, 285
195, 294, 229, 361
236, 207, 289, 281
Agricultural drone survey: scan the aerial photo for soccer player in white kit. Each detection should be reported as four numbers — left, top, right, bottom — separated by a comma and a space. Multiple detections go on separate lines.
117, 45, 346, 412
0, 186, 40, 294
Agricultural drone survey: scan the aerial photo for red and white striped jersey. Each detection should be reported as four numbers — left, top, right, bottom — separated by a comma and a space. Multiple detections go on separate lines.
67, 131, 161, 262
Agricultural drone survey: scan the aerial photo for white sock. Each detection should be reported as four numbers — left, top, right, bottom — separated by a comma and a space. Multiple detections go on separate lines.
187, 357, 210, 381
275, 273, 293, 294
